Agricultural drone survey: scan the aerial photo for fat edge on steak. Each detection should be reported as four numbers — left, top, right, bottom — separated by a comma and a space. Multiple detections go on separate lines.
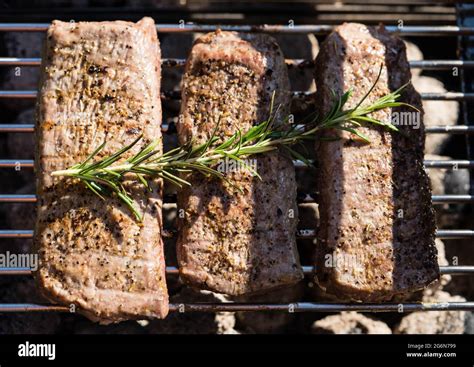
34, 18, 168, 323
176, 30, 304, 296
314, 23, 439, 302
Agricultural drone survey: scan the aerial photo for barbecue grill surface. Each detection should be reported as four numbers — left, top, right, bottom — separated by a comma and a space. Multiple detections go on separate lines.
0, 1, 472, 331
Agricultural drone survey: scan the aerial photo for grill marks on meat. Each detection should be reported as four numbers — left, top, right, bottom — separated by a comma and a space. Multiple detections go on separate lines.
177, 31, 303, 296
34, 18, 168, 323
314, 23, 439, 302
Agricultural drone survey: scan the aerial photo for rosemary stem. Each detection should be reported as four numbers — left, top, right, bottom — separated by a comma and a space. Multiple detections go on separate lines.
49, 114, 364, 180
51, 169, 82, 177
51, 136, 296, 178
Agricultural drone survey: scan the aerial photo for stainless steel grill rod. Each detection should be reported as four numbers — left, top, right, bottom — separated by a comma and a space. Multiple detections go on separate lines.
168, 302, 474, 312
0, 195, 36, 202
424, 160, 474, 168
410, 60, 474, 69
0, 24, 473, 36
1, 159, 472, 169
1, 58, 474, 70
0, 57, 311, 68
425, 125, 474, 134
0, 160, 33, 168
0, 302, 473, 313
0, 124, 34, 133
431, 195, 474, 203
1, 194, 472, 204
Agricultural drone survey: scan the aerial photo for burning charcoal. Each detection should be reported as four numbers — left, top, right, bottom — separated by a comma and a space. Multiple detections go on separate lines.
160, 33, 194, 114
444, 168, 470, 197
273, 34, 318, 92
0, 278, 61, 334
412, 76, 459, 155
234, 283, 304, 333
297, 202, 319, 260
296, 166, 316, 197
274, 34, 318, 117
432, 239, 452, 290
162, 128, 179, 197
426, 154, 450, 196
311, 312, 392, 334
464, 313, 474, 334
404, 41, 424, 78
149, 288, 238, 334
395, 290, 467, 334
426, 154, 469, 228
73, 320, 147, 334
444, 215, 474, 302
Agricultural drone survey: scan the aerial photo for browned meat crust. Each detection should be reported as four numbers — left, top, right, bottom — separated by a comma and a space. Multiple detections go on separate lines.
314, 23, 439, 302
176, 30, 303, 296
34, 18, 168, 323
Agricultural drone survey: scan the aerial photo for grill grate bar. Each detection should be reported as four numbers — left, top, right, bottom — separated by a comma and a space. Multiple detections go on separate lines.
432, 195, 474, 203
0, 302, 473, 313
2, 124, 473, 134
424, 160, 474, 168
425, 125, 474, 134
410, 60, 474, 69
0, 229, 471, 239
1, 194, 472, 204
0, 90, 472, 101
0, 24, 472, 36
436, 230, 474, 239
1, 57, 473, 70
421, 92, 474, 101
0, 57, 310, 68
0, 124, 34, 133
0, 195, 36, 203
1, 159, 472, 169
0, 160, 33, 168
0, 266, 470, 277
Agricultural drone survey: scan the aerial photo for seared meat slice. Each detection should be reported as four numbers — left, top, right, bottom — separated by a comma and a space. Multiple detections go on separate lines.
34, 18, 168, 323
177, 30, 303, 296
314, 23, 439, 302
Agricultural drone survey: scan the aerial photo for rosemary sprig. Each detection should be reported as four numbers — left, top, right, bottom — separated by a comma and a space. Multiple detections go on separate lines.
51, 68, 412, 221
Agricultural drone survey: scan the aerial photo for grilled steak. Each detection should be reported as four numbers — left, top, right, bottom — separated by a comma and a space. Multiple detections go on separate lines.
176, 30, 303, 296
34, 18, 168, 323
314, 23, 439, 302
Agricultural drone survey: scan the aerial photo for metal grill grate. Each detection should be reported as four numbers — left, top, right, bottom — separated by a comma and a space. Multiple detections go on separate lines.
0, 5, 473, 314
